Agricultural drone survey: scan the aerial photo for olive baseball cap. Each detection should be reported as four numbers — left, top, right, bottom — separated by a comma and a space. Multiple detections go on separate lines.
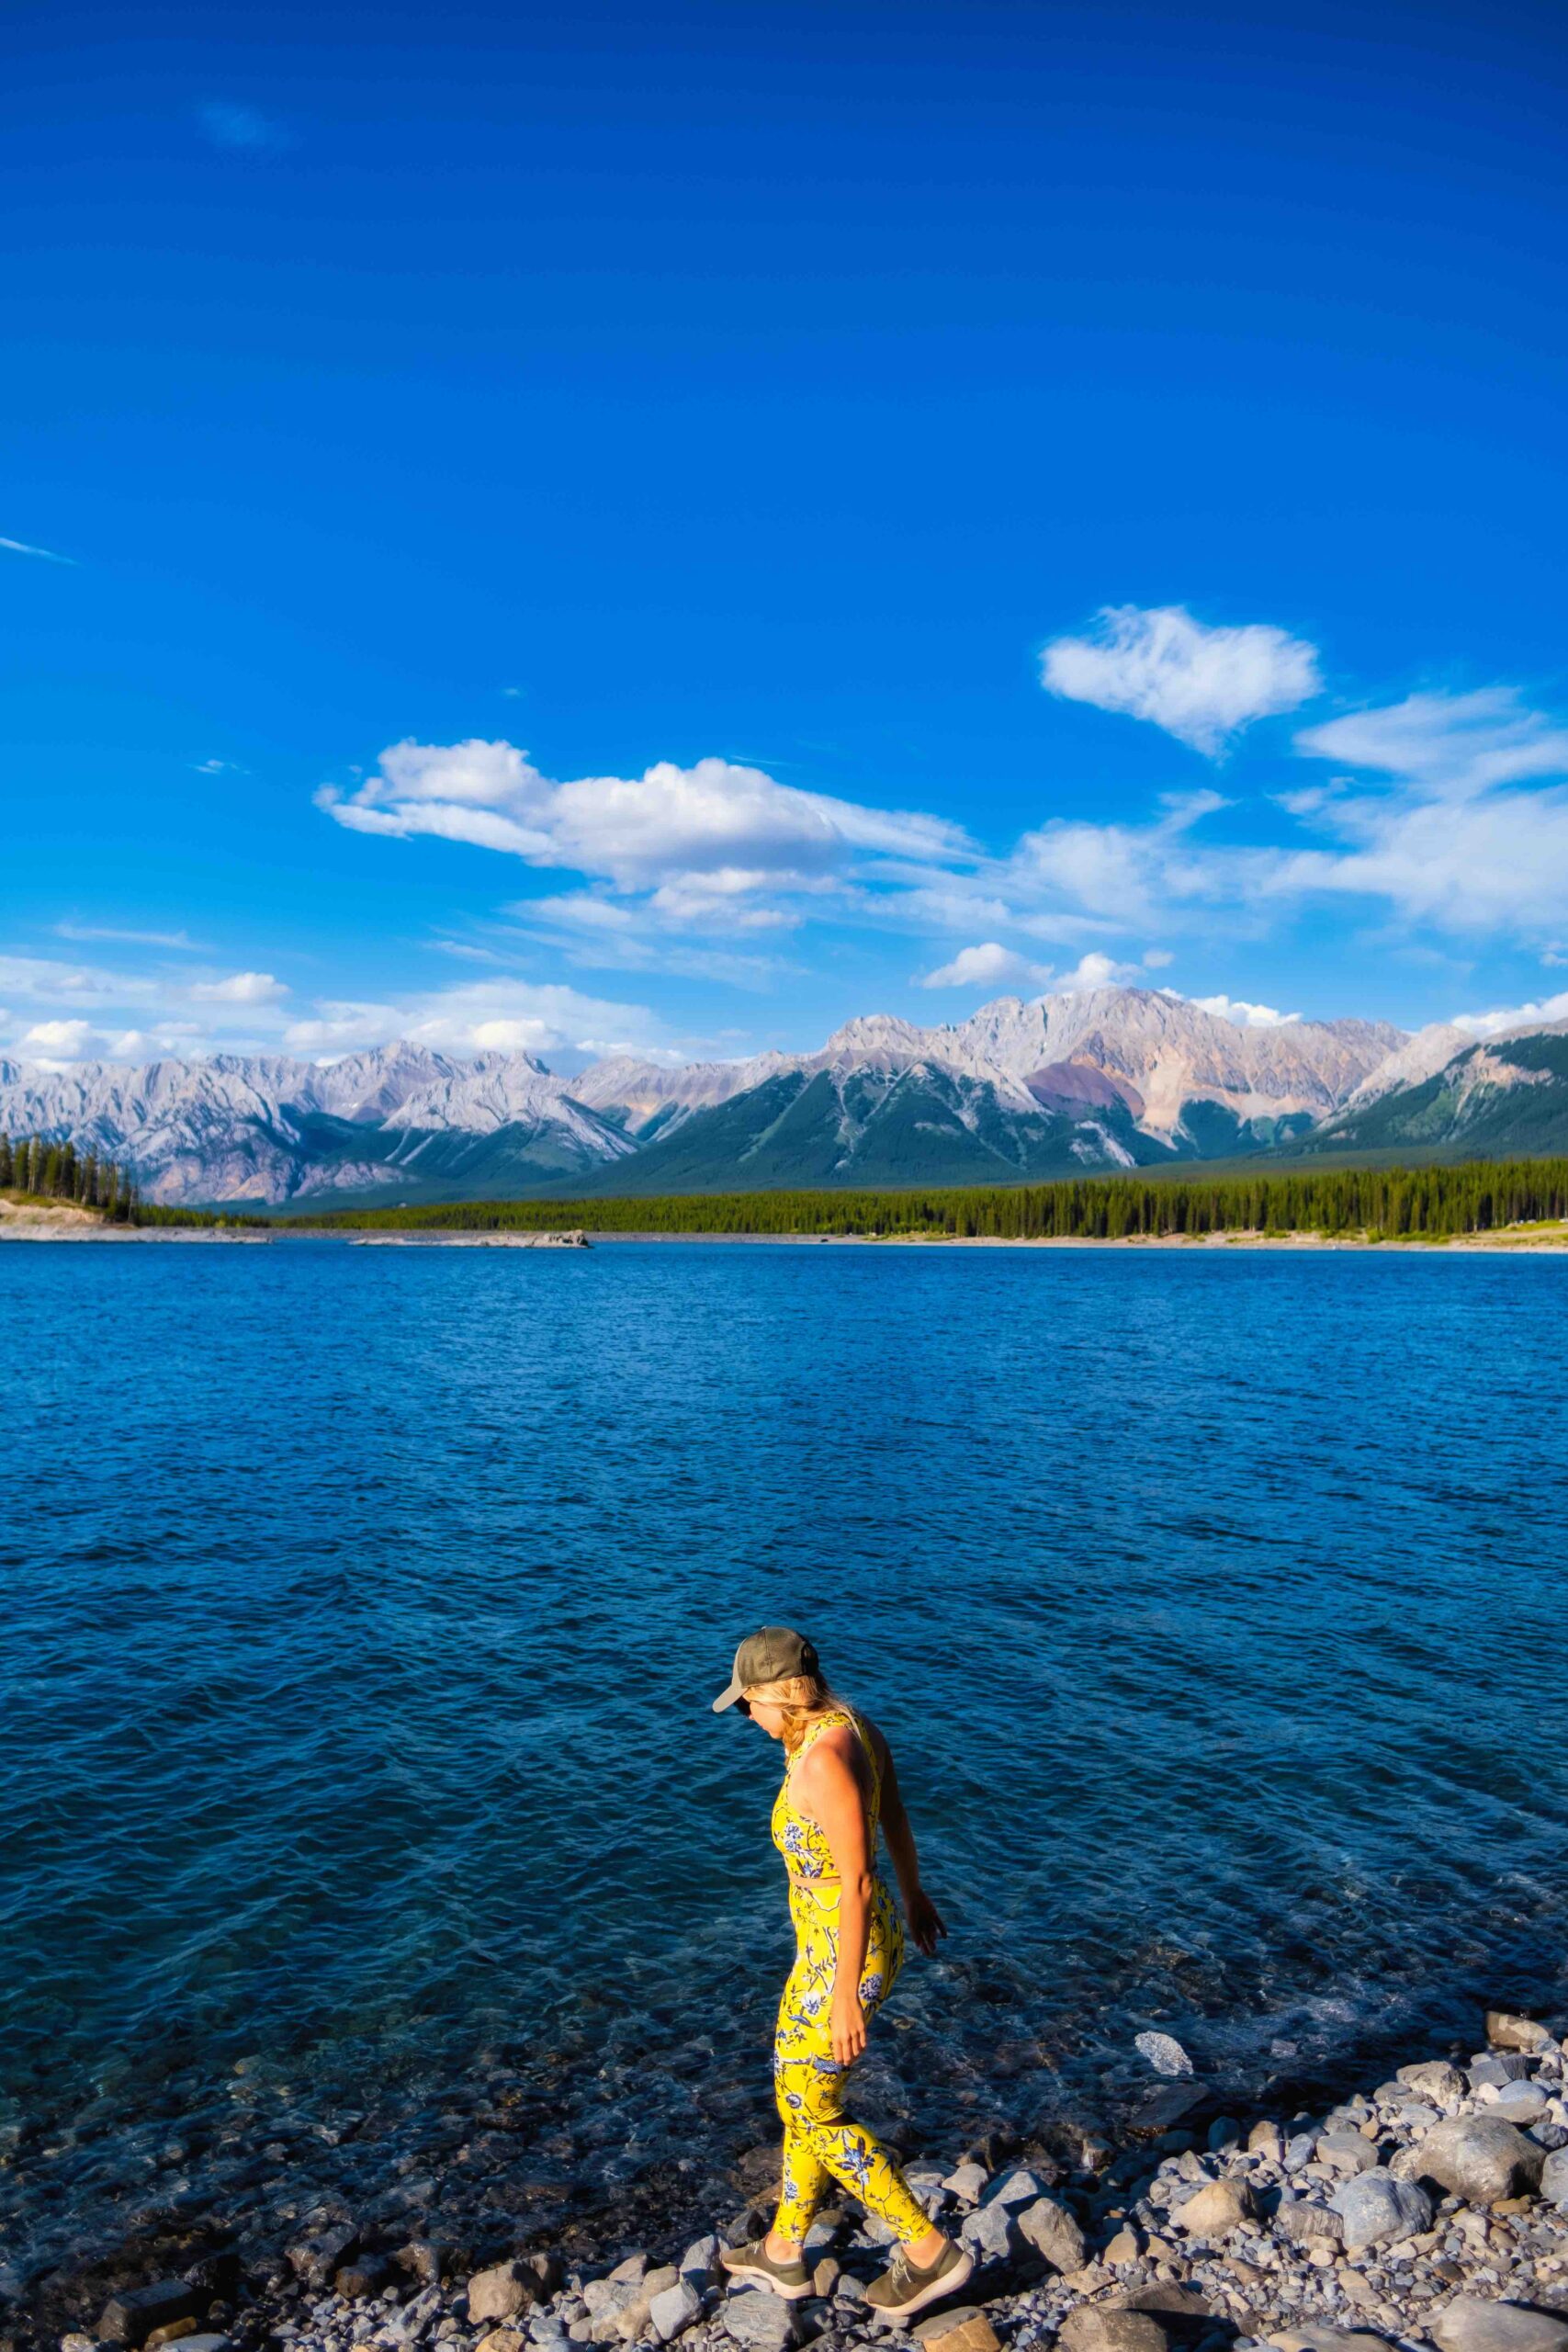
712, 1625, 820, 1713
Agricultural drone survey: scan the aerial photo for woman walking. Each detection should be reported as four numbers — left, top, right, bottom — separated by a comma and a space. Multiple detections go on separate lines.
712, 1626, 973, 2322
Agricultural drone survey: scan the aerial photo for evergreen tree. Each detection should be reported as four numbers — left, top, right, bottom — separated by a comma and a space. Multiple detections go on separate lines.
0, 1134, 11, 1188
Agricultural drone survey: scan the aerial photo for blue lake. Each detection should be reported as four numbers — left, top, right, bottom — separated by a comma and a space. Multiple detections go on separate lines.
3, 1238, 1566, 2289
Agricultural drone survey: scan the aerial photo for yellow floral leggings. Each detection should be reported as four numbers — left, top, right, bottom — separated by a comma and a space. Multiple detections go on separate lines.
772, 1875, 931, 2245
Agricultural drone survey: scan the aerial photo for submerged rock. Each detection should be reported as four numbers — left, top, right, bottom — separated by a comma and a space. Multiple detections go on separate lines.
1134, 2035, 1193, 2080
96, 2286, 202, 2348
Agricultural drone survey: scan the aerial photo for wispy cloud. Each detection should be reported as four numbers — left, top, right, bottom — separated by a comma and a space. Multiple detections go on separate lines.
196, 100, 291, 153
1043, 605, 1322, 755
56, 922, 202, 951
1, 535, 75, 566
192, 757, 249, 776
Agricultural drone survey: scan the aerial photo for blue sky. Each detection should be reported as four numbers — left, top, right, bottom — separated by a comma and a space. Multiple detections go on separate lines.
6, 0, 1568, 1069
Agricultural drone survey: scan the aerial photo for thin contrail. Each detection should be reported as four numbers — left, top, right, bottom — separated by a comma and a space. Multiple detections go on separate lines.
1, 536, 75, 565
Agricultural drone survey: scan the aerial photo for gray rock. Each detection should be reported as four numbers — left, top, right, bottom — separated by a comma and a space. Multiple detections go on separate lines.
648, 2283, 704, 2345
983, 2165, 1049, 2211
1283, 2134, 1318, 2175
1247, 2123, 1285, 2162
1540, 2148, 1568, 2209
956, 2199, 1015, 2264
1329, 2169, 1433, 2253
1400, 2117, 1545, 2203
1318, 2133, 1380, 2177
1134, 2033, 1193, 2079
1060, 2310, 1168, 2352
97, 2288, 202, 2347
1472, 2058, 1532, 2091
1432, 2301, 1568, 2352
679, 2239, 721, 2284
1014, 2195, 1087, 2273
1274, 2199, 1345, 2245
470, 2268, 540, 2327
604, 2267, 679, 2346
384, 2290, 445, 2346
941, 2163, 987, 2204
171, 2339, 231, 2352
720, 2293, 798, 2352
1399, 2063, 1467, 2106
1494, 2086, 1549, 2127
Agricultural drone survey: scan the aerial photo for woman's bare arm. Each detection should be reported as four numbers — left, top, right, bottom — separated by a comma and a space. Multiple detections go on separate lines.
876, 1734, 947, 1957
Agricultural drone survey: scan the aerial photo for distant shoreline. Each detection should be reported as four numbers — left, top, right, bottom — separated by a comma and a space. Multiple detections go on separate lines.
6, 1210, 1568, 1253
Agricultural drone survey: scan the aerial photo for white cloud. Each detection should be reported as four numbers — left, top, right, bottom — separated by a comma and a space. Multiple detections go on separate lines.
192, 758, 248, 776
1057, 951, 1137, 992
1296, 688, 1568, 800
187, 971, 288, 1005
1042, 605, 1322, 754
1451, 989, 1568, 1039
919, 942, 1055, 990
1, 534, 75, 566
1005, 788, 1235, 928
21, 1019, 97, 1057
320, 742, 975, 939
1190, 994, 1301, 1028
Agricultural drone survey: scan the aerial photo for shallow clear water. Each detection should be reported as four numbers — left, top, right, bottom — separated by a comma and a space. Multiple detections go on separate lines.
3, 1239, 1566, 2290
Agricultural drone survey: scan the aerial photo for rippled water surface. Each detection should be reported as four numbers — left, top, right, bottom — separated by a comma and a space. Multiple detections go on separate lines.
4, 1239, 1567, 2290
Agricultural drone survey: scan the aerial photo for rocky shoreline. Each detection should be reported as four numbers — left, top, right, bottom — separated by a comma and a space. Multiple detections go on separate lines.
19, 2012, 1568, 2352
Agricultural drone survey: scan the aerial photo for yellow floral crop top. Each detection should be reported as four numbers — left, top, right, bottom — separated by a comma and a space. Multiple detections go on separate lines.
770, 1707, 884, 1880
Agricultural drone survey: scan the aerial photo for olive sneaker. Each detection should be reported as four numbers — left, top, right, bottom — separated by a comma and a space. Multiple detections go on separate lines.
718, 2239, 814, 2301
864, 2237, 974, 2320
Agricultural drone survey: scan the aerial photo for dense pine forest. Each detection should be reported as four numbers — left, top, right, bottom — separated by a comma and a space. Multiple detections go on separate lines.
305, 1157, 1568, 1241
0, 1133, 140, 1219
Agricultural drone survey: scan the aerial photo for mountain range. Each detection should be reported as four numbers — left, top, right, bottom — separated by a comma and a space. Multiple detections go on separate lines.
2, 987, 1564, 1207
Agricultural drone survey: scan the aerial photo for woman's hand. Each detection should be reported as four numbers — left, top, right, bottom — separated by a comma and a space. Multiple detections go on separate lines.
830, 1987, 867, 2066
906, 1884, 947, 1957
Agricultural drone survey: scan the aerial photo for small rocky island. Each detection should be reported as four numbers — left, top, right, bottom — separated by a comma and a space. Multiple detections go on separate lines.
31, 2013, 1568, 2352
